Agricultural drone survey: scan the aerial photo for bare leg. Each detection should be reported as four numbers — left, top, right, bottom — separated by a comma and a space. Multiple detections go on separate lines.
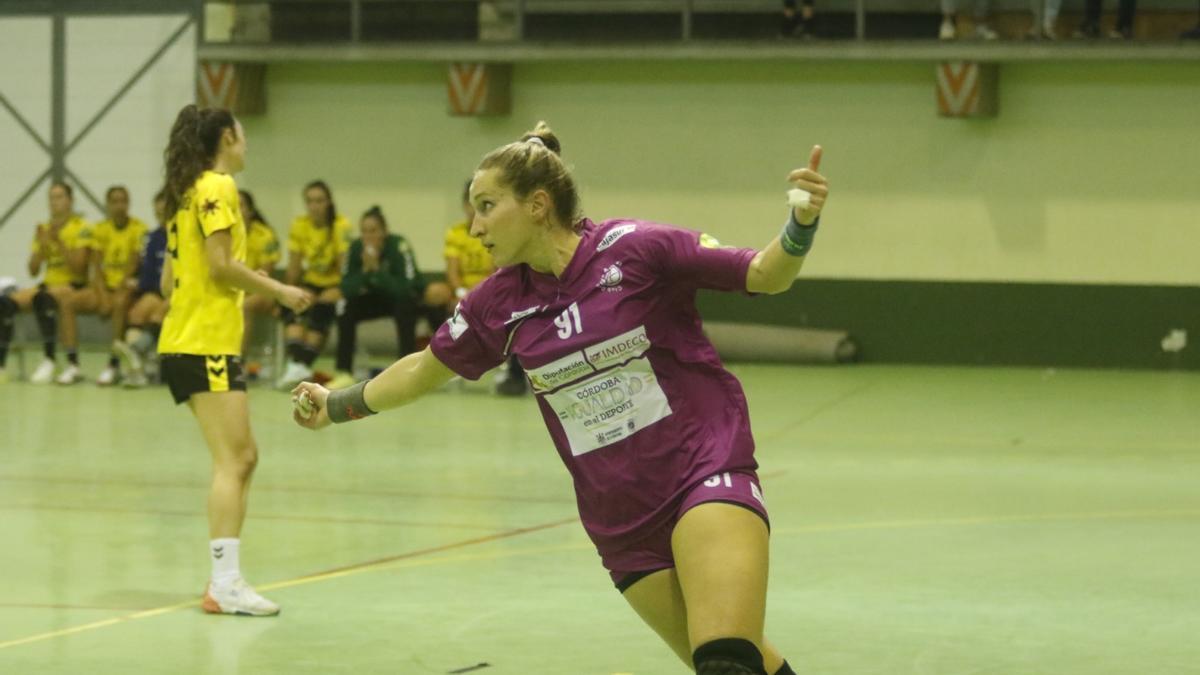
110, 288, 133, 343
672, 502, 783, 673
622, 505, 787, 673
10, 286, 38, 312
188, 390, 258, 538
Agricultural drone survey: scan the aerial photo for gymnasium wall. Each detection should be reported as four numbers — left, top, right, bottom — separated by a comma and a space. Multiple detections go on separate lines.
4, 51, 1195, 368
234, 59, 1197, 369
238, 60, 1198, 288
0, 14, 194, 280
0, 17, 52, 279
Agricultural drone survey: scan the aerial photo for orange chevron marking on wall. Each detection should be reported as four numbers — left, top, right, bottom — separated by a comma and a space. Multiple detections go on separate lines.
199, 61, 236, 110
937, 62, 981, 116
448, 63, 489, 116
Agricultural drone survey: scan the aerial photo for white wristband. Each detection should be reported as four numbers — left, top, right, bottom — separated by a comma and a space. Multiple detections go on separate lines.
787, 188, 811, 210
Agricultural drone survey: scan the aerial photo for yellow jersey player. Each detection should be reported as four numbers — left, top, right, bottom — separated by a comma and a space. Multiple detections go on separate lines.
0, 181, 90, 384
275, 180, 352, 389
443, 178, 496, 306
237, 190, 282, 357
242, 191, 281, 278
75, 186, 149, 386
159, 104, 311, 616
114, 190, 172, 388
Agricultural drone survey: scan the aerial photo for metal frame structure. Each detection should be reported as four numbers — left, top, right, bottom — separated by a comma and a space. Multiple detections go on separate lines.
0, 0, 199, 231
195, 0, 1200, 63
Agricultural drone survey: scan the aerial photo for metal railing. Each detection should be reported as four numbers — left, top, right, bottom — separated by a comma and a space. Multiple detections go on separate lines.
207, 0, 875, 43
195, 0, 1200, 62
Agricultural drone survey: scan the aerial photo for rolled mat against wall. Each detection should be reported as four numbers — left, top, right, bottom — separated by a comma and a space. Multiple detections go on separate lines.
704, 322, 857, 364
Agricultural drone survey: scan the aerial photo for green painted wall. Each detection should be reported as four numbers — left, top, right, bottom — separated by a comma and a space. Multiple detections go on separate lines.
240, 59, 1199, 286
698, 280, 1200, 370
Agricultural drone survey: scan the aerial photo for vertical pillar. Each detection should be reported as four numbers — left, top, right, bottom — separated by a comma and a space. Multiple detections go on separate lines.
51, 12, 65, 183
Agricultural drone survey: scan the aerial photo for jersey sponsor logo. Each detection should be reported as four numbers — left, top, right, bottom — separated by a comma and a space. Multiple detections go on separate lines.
505, 305, 542, 325
527, 352, 593, 393
544, 358, 673, 456
527, 326, 653, 394
584, 326, 651, 371
595, 223, 636, 252
448, 303, 469, 340
597, 262, 623, 292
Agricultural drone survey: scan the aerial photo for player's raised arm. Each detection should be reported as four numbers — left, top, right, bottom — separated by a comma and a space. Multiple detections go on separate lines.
290, 345, 456, 430
745, 144, 828, 295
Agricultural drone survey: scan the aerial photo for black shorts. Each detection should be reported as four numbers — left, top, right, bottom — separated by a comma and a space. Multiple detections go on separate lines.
161, 354, 247, 404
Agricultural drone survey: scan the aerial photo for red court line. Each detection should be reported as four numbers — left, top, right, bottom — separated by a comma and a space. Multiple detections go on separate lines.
0, 516, 580, 651
0, 503, 507, 531
294, 516, 580, 580
0, 474, 576, 504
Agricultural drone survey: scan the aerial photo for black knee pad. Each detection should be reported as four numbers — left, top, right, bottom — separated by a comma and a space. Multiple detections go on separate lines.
33, 288, 57, 314
278, 305, 297, 325
32, 288, 58, 338
0, 296, 16, 342
694, 638, 767, 675
305, 302, 336, 333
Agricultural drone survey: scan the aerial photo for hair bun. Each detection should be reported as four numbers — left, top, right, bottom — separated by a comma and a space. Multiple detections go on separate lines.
521, 120, 562, 155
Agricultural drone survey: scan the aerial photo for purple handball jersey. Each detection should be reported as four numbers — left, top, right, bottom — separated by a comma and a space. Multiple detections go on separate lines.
430, 218, 761, 556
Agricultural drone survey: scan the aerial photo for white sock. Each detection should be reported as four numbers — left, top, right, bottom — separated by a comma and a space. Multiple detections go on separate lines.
210, 538, 241, 585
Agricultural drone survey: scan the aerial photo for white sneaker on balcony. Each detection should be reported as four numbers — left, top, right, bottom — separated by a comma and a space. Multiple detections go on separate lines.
939, 19, 956, 40
974, 24, 998, 40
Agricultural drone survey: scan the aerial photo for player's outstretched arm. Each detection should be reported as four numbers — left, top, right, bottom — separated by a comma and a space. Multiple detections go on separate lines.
745, 144, 828, 295
205, 229, 313, 312
290, 346, 456, 431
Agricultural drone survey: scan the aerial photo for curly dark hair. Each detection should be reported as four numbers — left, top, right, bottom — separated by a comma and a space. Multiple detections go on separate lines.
162, 104, 236, 218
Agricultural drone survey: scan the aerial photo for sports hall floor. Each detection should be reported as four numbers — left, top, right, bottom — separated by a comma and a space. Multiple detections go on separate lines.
2, 357, 1198, 674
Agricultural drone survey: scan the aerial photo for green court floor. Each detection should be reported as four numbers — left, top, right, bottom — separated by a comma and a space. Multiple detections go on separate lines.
2, 362, 1198, 674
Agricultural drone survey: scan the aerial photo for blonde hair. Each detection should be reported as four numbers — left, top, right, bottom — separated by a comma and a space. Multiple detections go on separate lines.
477, 121, 581, 230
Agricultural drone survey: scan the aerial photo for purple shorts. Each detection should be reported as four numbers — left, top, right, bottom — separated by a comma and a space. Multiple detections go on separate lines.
604, 470, 770, 592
